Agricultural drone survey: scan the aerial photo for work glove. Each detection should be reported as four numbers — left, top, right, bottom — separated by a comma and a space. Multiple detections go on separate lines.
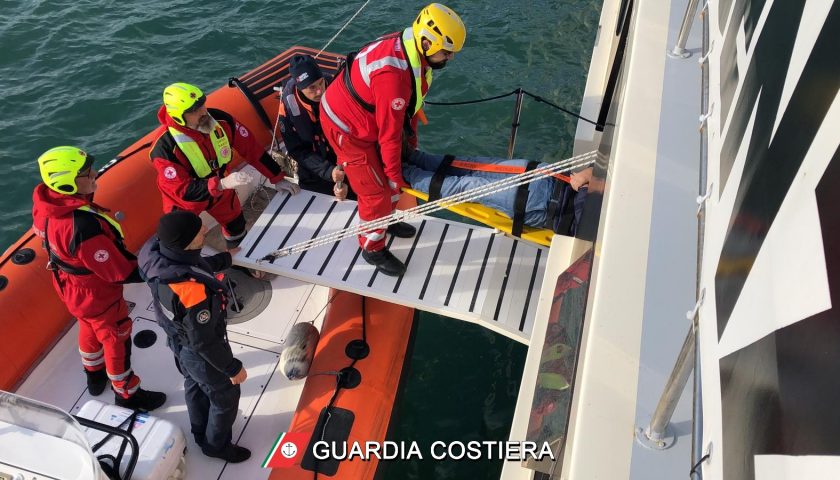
220, 171, 253, 190
387, 179, 405, 206
275, 179, 301, 195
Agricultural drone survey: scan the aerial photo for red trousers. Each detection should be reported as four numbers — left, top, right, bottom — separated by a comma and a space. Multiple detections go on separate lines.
205, 190, 246, 245
321, 120, 400, 252
57, 279, 141, 399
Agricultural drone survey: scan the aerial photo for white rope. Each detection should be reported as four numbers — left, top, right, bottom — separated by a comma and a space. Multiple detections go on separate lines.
315, 0, 372, 60
258, 150, 598, 261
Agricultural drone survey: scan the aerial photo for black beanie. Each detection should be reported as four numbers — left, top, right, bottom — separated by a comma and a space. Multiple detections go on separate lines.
158, 211, 203, 250
289, 54, 323, 89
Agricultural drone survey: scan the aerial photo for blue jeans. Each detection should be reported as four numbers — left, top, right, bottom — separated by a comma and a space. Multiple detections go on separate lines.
402, 151, 556, 227
171, 341, 240, 452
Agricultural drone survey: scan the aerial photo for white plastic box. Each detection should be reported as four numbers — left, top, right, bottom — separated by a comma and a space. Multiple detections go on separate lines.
76, 400, 186, 480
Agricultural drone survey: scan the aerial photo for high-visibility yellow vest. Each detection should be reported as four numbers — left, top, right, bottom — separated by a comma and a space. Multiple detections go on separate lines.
78, 205, 124, 238
168, 120, 232, 178
401, 27, 434, 115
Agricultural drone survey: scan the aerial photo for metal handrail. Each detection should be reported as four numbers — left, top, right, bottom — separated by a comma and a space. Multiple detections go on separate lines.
75, 415, 140, 480
635, 0, 711, 455
634, 328, 696, 449
668, 0, 702, 58
691, 3, 711, 477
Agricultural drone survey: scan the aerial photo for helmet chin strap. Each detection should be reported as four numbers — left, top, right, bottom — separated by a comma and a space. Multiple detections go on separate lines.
420, 40, 447, 69
426, 55, 448, 70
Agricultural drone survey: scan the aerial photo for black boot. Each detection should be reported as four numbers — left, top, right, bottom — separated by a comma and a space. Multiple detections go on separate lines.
202, 444, 251, 463
362, 248, 406, 277
115, 388, 167, 412
387, 221, 416, 238
85, 369, 108, 396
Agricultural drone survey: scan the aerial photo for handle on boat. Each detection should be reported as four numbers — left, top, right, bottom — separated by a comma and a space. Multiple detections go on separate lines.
258, 249, 291, 263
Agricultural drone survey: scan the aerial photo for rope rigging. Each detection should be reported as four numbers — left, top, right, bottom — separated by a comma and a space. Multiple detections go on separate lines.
253, 3, 602, 264
425, 87, 605, 128
315, 0, 372, 60
258, 150, 598, 262
423, 89, 520, 106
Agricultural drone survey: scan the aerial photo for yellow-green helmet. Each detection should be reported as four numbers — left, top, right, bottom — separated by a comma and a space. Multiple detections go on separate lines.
413, 3, 466, 56
37, 146, 94, 195
163, 82, 206, 126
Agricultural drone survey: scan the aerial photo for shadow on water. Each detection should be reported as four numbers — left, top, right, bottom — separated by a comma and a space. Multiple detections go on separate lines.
377, 311, 528, 480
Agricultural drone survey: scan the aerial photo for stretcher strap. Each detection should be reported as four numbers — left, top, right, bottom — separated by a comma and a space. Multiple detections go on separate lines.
512, 161, 539, 237
259, 150, 598, 260
544, 176, 566, 231
450, 159, 571, 183
429, 154, 457, 201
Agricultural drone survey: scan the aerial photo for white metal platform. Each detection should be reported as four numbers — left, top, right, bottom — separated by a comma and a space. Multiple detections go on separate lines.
234, 191, 548, 344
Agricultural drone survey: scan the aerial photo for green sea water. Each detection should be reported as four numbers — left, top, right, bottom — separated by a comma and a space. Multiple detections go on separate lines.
0, 1, 600, 478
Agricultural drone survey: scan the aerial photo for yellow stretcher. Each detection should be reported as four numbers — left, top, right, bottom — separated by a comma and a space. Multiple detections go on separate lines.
401, 187, 555, 247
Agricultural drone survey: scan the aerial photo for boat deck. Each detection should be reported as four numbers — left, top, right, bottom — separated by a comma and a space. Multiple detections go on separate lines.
235, 190, 547, 345
16, 271, 329, 480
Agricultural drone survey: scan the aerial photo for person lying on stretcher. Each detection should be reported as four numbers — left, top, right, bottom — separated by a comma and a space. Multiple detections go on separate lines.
402, 150, 592, 236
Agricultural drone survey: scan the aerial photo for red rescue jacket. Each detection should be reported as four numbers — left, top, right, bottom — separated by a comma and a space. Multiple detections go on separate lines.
31, 185, 139, 318
149, 106, 284, 215
321, 32, 431, 188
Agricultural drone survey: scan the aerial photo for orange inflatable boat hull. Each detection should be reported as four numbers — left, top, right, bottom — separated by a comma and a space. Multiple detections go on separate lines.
1, 49, 415, 480
269, 292, 415, 479
0, 45, 411, 396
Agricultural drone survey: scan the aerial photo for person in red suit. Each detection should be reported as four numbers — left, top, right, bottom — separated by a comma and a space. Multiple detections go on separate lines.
32, 146, 166, 411
150, 82, 300, 249
319, 3, 467, 276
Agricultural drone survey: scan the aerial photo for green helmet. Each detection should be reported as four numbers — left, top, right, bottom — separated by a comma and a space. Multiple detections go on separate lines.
37, 146, 94, 195
163, 82, 206, 126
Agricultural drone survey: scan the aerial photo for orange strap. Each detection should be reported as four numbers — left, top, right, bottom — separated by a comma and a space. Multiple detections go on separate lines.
449, 160, 571, 183
416, 108, 428, 126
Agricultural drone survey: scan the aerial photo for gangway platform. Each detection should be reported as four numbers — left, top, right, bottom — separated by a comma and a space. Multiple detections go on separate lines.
234, 191, 548, 344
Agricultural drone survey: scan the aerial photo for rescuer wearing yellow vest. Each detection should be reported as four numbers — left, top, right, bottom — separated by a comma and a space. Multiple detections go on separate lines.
150, 83, 300, 249
31, 146, 166, 411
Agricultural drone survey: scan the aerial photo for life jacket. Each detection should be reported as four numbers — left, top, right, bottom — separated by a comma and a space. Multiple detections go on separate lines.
340, 28, 432, 123
167, 119, 232, 178
44, 206, 125, 276
280, 75, 333, 155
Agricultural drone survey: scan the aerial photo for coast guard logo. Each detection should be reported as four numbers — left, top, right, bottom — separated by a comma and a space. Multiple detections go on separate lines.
163, 166, 177, 179
220, 146, 231, 158
238, 125, 249, 138
280, 441, 298, 458
93, 250, 109, 262
262, 431, 308, 468
391, 98, 406, 111
196, 310, 211, 324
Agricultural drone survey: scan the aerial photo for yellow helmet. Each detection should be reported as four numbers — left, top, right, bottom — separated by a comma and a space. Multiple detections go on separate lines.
163, 82, 206, 126
412, 3, 466, 56
37, 146, 94, 195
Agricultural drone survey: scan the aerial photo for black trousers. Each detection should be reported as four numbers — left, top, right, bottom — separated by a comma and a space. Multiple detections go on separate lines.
171, 342, 240, 451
